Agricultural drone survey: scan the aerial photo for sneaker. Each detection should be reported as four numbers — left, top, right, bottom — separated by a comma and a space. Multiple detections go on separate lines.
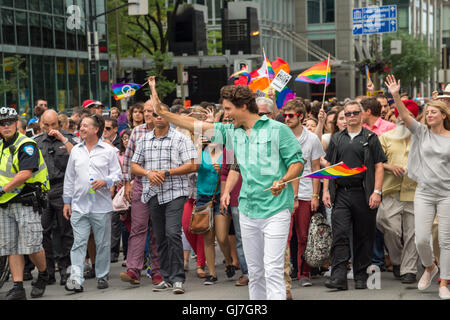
204, 275, 218, 285
65, 277, 84, 293
347, 269, 354, 280
418, 264, 439, 291
152, 281, 172, 292
120, 270, 140, 285
439, 286, 450, 300
235, 275, 249, 286
84, 268, 96, 279
97, 278, 109, 289
173, 281, 185, 294
6, 286, 27, 300
225, 265, 236, 279
400, 273, 417, 284
300, 278, 312, 287
30, 271, 49, 298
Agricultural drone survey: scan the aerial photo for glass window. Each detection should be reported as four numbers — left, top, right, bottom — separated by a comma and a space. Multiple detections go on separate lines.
31, 55, 45, 105
67, 28, 77, 50
308, 39, 335, 61
96, 0, 106, 22
15, 11, 29, 46
15, 0, 27, 9
56, 57, 67, 111
43, 56, 56, 108
398, 7, 408, 29
307, 0, 320, 24
97, 22, 107, 53
17, 56, 31, 116
54, 0, 65, 15
1, 0, 13, 7
77, 20, 87, 51
4, 54, 18, 108
78, 59, 89, 105
42, 14, 54, 48
322, 0, 334, 23
54, 16, 66, 49
29, 0, 39, 11
68, 59, 79, 108
41, 0, 52, 13
99, 60, 109, 105
2, 9, 15, 44
29, 13, 42, 47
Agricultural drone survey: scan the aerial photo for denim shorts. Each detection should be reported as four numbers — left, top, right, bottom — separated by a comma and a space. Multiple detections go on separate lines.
196, 194, 225, 216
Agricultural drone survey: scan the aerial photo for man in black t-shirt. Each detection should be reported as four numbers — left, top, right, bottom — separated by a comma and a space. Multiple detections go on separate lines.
322, 100, 386, 291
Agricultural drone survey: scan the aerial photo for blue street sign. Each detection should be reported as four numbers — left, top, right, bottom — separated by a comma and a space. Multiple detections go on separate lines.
352, 5, 397, 35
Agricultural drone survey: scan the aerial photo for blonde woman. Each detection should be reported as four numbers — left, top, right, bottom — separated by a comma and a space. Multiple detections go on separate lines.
385, 74, 450, 300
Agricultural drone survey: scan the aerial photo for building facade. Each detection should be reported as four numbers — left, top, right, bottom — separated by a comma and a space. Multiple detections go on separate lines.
0, 0, 110, 117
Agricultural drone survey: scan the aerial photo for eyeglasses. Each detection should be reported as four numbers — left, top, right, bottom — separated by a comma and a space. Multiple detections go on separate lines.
282, 113, 300, 119
344, 111, 361, 117
258, 112, 270, 116
222, 119, 233, 123
0, 120, 16, 127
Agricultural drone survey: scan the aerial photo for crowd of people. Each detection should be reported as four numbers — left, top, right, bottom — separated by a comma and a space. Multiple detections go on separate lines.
0, 75, 449, 300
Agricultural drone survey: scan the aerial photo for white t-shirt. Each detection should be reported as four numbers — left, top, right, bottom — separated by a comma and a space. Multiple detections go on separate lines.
296, 127, 326, 200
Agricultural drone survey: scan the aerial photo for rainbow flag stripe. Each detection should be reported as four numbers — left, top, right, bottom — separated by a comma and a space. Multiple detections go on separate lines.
265, 55, 275, 80
111, 83, 142, 101
295, 58, 331, 86
304, 162, 367, 179
229, 67, 251, 80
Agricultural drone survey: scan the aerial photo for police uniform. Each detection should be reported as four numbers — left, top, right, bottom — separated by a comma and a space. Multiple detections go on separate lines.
0, 132, 50, 256
34, 130, 77, 282
325, 128, 386, 285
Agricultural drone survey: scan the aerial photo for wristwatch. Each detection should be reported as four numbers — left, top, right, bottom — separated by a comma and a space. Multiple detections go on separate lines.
374, 189, 382, 196
164, 170, 171, 178
62, 137, 69, 145
294, 196, 299, 201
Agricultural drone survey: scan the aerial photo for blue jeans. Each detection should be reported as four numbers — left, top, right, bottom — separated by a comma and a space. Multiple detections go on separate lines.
372, 228, 386, 269
69, 211, 111, 285
230, 207, 248, 276
196, 194, 221, 215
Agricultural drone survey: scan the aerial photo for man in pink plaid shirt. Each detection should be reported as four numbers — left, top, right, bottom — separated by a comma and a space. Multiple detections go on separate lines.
119, 99, 163, 285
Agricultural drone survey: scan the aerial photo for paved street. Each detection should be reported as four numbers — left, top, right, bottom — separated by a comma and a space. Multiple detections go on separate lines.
0, 248, 442, 301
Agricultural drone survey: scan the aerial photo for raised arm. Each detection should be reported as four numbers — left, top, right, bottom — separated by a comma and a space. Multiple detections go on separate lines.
384, 75, 415, 128
148, 76, 215, 137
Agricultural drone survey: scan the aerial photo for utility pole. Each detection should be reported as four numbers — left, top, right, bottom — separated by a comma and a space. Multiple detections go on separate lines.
115, 0, 121, 86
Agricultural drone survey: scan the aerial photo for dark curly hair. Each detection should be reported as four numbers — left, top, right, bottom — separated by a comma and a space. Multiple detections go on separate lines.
220, 85, 258, 114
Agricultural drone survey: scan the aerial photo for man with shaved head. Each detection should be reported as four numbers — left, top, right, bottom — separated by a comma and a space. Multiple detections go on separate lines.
33, 109, 78, 286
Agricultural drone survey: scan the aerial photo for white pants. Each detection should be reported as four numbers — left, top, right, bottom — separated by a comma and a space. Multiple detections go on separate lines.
240, 209, 291, 300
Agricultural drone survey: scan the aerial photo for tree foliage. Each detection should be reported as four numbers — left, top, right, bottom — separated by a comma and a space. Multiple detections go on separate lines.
382, 31, 439, 92
0, 56, 28, 96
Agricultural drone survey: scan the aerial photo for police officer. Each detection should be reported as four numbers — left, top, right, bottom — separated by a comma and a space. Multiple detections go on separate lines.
322, 100, 386, 290
0, 107, 51, 300
34, 109, 77, 286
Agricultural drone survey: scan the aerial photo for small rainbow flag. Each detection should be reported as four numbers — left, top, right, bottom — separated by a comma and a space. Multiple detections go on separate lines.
111, 83, 142, 101
304, 162, 366, 180
365, 65, 371, 79
295, 57, 331, 86
229, 66, 251, 81
264, 49, 275, 80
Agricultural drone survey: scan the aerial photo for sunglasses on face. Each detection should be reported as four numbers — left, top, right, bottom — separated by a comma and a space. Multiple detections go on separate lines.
105, 127, 112, 131
344, 111, 361, 117
152, 112, 160, 118
282, 113, 300, 119
258, 112, 271, 116
0, 120, 16, 127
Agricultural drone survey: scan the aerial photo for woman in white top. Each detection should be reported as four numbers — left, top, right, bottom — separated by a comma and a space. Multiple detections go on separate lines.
385, 74, 450, 300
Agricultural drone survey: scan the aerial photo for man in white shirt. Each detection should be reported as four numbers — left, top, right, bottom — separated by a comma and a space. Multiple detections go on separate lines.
283, 99, 325, 288
63, 114, 122, 293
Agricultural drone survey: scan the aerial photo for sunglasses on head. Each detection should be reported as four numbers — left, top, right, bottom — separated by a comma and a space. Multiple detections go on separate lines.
344, 111, 361, 117
282, 113, 300, 119
0, 120, 16, 127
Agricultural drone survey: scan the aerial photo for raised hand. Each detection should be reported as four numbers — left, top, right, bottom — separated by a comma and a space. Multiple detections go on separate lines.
367, 77, 375, 92
384, 74, 401, 96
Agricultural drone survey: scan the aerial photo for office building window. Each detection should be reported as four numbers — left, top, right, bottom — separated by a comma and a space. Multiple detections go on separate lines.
307, 0, 334, 24
308, 39, 335, 61
32, 55, 45, 104
56, 57, 67, 111
16, 11, 29, 46
15, 0, 26, 10
1, 0, 13, 7
42, 14, 54, 48
2, 9, 15, 44
43, 56, 56, 108
54, 16, 66, 49
29, 13, 42, 47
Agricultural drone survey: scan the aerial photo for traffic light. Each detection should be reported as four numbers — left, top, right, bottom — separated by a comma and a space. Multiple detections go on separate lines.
190, 75, 200, 94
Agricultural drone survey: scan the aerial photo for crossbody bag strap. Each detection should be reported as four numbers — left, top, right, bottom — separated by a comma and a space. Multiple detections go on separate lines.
211, 168, 221, 203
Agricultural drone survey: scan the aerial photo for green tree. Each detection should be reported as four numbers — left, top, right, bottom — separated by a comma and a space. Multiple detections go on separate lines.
144, 51, 176, 99
0, 56, 28, 96
382, 31, 439, 93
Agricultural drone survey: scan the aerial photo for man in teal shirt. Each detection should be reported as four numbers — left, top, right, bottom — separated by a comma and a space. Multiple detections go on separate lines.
148, 77, 304, 300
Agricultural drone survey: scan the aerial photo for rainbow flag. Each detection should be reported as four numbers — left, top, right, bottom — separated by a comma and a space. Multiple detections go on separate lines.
304, 162, 367, 179
111, 83, 142, 101
272, 57, 290, 75
264, 49, 275, 80
295, 57, 331, 86
365, 65, 371, 79
229, 66, 251, 80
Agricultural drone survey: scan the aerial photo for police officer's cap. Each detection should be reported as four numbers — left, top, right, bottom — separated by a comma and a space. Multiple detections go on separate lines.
0, 107, 18, 121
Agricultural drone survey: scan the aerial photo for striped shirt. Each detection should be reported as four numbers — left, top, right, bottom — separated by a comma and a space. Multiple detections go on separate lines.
132, 128, 198, 204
